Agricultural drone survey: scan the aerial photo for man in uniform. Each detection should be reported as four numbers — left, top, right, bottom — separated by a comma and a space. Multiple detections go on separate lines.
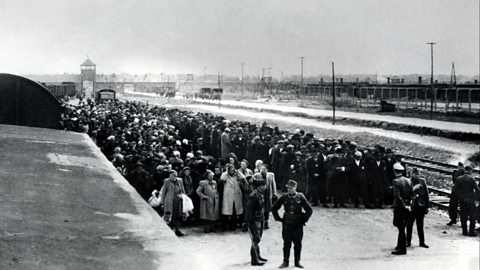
272, 180, 313, 268
454, 165, 479, 236
391, 163, 414, 255
243, 175, 268, 266
447, 162, 465, 225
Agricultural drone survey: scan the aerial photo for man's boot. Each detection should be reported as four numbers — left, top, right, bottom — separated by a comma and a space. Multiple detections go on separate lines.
469, 221, 477, 236
294, 260, 304, 268
391, 249, 406, 255
279, 247, 290, 268
294, 247, 303, 268
251, 260, 265, 266
257, 247, 267, 262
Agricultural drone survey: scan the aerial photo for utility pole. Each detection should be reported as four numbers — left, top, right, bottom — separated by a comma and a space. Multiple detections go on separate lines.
427, 42, 436, 119
218, 72, 221, 108
300, 57, 305, 98
241, 62, 245, 97
332, 61, 336, 125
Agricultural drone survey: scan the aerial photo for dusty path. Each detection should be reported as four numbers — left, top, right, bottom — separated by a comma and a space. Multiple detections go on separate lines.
182, 97, 480, 134
179, 206, 479, 270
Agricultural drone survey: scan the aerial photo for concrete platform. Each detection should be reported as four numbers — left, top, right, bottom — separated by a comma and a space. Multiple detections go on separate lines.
0, 124, 199, 270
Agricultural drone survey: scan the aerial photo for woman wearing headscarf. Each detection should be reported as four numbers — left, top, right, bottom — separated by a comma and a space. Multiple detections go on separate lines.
220, 164, 247, 230
196, 170, 220, 233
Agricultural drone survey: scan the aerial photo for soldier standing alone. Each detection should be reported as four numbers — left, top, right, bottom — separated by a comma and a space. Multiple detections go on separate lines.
243, 176, 268, 266
272, 180, 313, 268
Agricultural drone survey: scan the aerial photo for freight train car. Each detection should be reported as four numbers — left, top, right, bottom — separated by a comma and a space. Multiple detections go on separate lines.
43, 82, 77, 99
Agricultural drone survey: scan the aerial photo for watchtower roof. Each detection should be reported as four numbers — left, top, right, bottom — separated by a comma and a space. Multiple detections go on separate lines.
81, 58, 96, 66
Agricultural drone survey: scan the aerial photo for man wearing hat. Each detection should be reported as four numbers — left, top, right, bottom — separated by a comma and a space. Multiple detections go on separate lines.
243, 175, 268, 266
271, 140, 285, 186
272, 180, 313, 268
454, 165, 479, 236
391, 163, 414, 255
289, 151, 306, 193
383, 148, 397, 204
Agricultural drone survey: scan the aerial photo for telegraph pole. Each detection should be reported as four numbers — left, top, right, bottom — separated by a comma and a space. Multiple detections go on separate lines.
332, 61, 336, 125
218, 72, 221, 108
427, 42, 436, 119
300, 57, 305, 98
241, 62, 245, 97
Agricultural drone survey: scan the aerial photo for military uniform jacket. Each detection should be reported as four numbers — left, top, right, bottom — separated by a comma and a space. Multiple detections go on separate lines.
244, 189, 265, 224
454, 174, 479, 204
272, 192, 313, 225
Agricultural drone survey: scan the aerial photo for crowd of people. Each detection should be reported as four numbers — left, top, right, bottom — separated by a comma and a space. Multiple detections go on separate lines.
60, 98, 479, 245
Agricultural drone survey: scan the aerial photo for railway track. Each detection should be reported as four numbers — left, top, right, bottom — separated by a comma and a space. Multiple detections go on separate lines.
397, 155, 480, 211
428, 186, 452, 211
399, 154, 480, 175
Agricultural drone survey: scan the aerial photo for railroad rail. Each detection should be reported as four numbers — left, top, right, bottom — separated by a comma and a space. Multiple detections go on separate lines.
428, 186, 451, 211
399, 154, 480, 175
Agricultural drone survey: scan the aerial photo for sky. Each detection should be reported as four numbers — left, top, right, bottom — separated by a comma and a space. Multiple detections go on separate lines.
0, 0, 478, 77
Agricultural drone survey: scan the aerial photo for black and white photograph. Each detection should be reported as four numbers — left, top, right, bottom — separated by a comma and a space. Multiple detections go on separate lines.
0, 0, 479, 269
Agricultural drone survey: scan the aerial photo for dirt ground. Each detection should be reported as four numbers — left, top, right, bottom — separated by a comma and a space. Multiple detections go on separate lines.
134, 95, 480, 270
179, 205, 479, 270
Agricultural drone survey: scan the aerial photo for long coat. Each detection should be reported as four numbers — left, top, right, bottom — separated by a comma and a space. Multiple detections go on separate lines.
196, 180, 220, 221
160, 178, 185, 218
220, 131, 232, 158
366, 160, 387, 200
220, 171, 246, 215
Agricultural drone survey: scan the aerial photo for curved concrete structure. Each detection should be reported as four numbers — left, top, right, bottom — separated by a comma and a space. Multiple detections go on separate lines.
0, 124, 201, 270
0, 73, 61, 129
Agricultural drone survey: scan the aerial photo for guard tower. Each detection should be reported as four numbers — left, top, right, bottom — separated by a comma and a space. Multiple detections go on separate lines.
80, 58, 96, 98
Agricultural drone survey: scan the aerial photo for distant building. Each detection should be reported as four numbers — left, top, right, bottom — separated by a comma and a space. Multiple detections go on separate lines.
81, 58, 96, 98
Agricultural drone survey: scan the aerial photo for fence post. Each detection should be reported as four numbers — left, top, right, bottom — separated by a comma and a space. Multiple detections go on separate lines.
397, 87, 400, 109
359, 88, 362, 107
468, 89, 472, 112
434, 88, 437, 110
406, 88, 409, 108
445, 88, 448, 112
415, 88, 418, 108
456, 89, 459, 111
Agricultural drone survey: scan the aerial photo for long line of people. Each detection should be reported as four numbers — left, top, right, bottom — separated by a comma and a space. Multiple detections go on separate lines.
60, 98, 479, 238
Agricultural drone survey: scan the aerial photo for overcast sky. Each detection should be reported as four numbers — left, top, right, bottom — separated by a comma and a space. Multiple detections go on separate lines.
0, 0, 478, 77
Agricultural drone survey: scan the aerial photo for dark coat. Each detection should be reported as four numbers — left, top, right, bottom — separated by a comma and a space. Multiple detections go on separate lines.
305, 156, 323, 188
346, 158, 367, 195
366, 159, 387, 198
455, 174, 479, 204
411, 176, 429, 209
244, 189, 265, 223
231, 136, 247, 161
392, 176, 414, 209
